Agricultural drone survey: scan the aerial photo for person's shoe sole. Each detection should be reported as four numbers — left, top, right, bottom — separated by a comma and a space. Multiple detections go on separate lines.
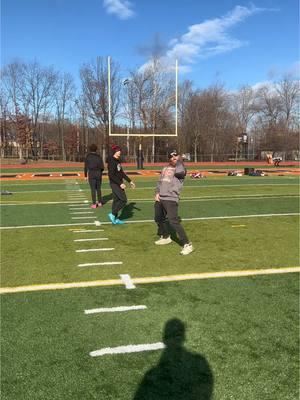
155, 238, 172, 245
180, 246, 194, 255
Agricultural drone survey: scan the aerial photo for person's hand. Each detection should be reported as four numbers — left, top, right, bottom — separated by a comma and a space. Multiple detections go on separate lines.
120, 183, 126, 189
155, 193, 160, 202
130, 181, 136, 189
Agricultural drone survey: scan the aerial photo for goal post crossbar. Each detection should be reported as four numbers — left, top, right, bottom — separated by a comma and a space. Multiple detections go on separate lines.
108, 133, 178, 137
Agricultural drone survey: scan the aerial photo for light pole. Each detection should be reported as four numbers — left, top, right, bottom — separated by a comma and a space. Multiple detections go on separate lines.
123, 78, 131, 158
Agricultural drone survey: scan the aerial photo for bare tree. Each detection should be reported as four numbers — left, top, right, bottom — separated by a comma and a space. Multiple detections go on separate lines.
23, 62, 58, 158
275, 76, 300, 127
230, 85, 258, 133
182, 84, 235, 161
55, 73, 75, 160
80, 56, 120, 160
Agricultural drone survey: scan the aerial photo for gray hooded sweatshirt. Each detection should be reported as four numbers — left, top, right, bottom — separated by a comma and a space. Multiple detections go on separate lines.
155, 161, 187, 203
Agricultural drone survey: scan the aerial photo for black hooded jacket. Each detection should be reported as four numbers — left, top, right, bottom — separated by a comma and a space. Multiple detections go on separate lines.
84, 152, 104, 179
107, 155, 131, 185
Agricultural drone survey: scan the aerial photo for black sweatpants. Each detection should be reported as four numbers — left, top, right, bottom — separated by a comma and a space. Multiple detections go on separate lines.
110, 182, 127, 216
89, 176, 102, 204
154, 200, 189, 245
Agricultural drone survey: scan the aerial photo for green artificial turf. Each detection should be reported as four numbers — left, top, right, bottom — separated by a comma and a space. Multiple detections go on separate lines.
1, 171, 299, 400
1, 175, 299, 287
1, 273, 299, 400
1, 163, 299, 174
1, 215, 298, 287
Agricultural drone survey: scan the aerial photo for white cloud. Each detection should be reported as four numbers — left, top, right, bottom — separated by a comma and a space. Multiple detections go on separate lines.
103, 0, 135, 20
251, 80, 273, 91
286, 61, 300, 78
166, 4, 270, 72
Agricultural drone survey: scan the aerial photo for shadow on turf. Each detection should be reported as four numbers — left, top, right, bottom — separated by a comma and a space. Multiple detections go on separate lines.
102, 193, 113, 205
119, 202, 142, 220
133, 318, 213, 399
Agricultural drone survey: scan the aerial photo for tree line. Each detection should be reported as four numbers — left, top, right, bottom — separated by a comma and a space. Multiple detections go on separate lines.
1, 56, 299, 162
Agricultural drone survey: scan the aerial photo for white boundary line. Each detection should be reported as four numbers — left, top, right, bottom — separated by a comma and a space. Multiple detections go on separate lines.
76, 248, 114, 252
1, 266, 299, 294
89, 342, 165, 357
72, 230, 104, 233
84, 305, 147, 314
74, 238, 108, 242
1, 213, 298, 229
125, 195, 299, 203
70, 212, 94, 215
71, 216, 96, 220
2, 178, 298, 187
69, 208, 90, 210
78, 261, 122, 267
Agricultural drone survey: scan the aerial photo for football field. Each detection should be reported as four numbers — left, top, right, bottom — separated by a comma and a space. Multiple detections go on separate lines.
1, 173, 299, 399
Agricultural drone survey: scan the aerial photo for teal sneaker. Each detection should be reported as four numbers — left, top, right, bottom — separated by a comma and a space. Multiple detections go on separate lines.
115, 218, 125, 225
108, 213, 116, 224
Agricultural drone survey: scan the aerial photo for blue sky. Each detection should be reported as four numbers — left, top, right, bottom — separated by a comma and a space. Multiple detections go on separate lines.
1, 0, 299, 90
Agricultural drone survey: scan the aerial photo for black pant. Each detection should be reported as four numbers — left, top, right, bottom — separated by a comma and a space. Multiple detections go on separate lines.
110, 182, 127, 216
89, 176, 102, 204
154, 200, 189, 245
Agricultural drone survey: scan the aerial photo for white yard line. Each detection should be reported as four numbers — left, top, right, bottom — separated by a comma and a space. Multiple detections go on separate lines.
71, 216, 96, 219
1, 193, 298, 206
68, 202, 89, 205
78, 261, 122, 267
74, 238, 108, 242
89, 342, 165, 357
128, 194, 300, 203
69, 207, 90, 210
0, 201, 89, 206
72, 229, 104, 233
70, 212, 94, 214
84, 305, 147, 314
120, 274, 136, 289
67, 198, 87, 201
1, 213, 298, 229
76, 248, 114, 252
133, 183, 299, 189
1, 266, 299, 294
3, 189, 85, 194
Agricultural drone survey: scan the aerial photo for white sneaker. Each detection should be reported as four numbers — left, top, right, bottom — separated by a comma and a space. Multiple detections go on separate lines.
155, 236, 172, 245
180, 243, 194, 255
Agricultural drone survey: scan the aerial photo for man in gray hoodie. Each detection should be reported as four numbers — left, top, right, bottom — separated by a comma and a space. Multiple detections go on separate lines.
154, 150, 194, 255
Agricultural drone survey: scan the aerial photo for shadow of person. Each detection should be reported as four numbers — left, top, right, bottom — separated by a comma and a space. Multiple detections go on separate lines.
133, 319, 213, 400
119, 202, 141, 220
101, 193, 113, 205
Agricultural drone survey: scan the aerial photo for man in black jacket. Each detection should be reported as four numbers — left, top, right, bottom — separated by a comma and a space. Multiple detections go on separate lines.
107, 145, 135, 224
84, 144, 104, 208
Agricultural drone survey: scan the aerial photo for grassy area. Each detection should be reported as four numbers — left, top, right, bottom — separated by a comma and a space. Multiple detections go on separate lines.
1, 173, 299, 399
1, 215, 299, 287
1, 163, 299, 174
1, 274, 299, 400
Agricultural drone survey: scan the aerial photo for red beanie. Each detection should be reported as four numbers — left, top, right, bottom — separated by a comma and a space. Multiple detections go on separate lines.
111, 145, 121, 154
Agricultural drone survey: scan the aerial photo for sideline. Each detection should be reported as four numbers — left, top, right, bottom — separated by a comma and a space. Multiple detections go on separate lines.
0, 192, 299, 206
0, 212, 299, 230
1, 266, 299, 294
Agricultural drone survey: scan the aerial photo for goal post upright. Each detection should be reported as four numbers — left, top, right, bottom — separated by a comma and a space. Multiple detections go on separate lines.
175, 58, 178, 137
108, 56, 111, 137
